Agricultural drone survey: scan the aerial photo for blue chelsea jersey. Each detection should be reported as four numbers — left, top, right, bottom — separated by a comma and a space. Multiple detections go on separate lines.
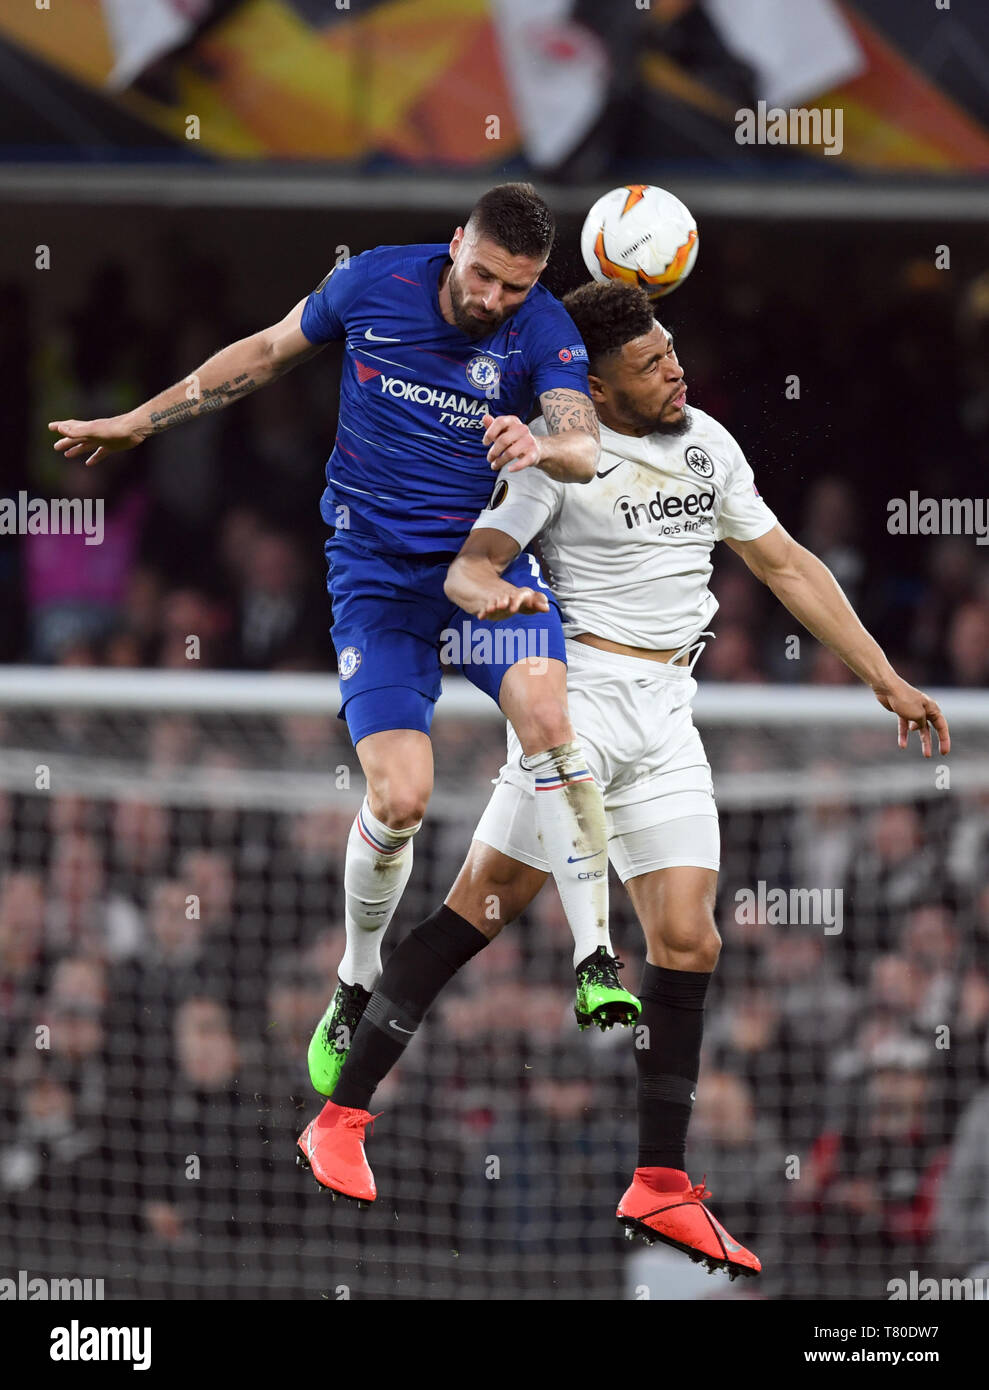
300, 243, 590, 556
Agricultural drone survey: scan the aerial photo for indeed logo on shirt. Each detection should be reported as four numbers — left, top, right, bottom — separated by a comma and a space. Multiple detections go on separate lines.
614, 488, 715, 530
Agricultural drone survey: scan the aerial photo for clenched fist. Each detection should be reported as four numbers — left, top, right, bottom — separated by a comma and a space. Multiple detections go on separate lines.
483, 413, 543, 473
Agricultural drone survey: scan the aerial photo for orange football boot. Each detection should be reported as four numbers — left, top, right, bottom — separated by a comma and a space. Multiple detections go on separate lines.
296, 1100, 380, 1204
617, 1170, 761, 1280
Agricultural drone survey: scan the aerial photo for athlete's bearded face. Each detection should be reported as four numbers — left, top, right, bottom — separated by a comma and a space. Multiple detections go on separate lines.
441, 226, 546, 340
592, 323, 689, 438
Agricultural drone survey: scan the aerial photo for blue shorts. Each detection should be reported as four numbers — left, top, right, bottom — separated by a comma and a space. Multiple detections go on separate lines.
326, 535, 567, 745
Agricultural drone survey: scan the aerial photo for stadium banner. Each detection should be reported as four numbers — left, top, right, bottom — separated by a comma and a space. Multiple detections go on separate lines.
0, 0, 987, 173
100, 0, 218, 92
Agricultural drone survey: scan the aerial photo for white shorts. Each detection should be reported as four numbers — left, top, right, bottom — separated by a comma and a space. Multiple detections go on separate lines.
473, 638, 720, 883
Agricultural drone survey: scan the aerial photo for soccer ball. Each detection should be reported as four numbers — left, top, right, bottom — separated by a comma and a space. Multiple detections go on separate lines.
580, 184, 698, 300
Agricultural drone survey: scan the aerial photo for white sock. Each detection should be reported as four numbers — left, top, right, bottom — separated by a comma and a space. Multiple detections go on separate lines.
338, 797, 419, 990
523, 741, 613, 966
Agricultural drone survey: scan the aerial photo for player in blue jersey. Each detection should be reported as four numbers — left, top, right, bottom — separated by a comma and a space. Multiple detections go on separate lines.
49, 185, 640, 1103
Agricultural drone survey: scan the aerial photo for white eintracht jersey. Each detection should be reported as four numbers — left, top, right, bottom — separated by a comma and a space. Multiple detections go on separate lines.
472, 407, 778, 651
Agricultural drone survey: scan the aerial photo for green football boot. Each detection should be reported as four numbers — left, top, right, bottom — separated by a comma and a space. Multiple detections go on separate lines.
308, 980, 372, 1096
574, 947, 641, 1031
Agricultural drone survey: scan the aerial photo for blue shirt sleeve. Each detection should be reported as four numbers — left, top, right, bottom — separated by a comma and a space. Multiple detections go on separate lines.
524, 294, 592, 399
300, 252, 374, 344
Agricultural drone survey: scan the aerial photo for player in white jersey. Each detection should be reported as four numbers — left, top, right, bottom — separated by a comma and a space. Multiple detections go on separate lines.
296, 281, 950, 1278
469, 352, 778, 884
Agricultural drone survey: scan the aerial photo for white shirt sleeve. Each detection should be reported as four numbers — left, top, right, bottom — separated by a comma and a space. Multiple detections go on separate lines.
715, 432, 778, 543
470, 416, 564, 552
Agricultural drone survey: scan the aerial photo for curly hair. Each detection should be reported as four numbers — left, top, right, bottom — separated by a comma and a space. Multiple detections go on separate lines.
562, 281, 657, 373
465, 183, 555, 261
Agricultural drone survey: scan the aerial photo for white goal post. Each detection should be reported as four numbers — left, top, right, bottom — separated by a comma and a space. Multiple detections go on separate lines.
1, 665, 987, 722
0, 668, 984, 814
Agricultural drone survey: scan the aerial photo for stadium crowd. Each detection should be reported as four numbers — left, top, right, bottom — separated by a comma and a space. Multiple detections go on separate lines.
1, 720, 987, 1298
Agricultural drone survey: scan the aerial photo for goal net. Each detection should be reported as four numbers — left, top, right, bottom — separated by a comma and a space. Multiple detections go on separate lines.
1, 669, 986, 1301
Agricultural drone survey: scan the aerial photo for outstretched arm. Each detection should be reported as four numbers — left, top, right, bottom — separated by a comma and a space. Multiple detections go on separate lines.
49, 297, 325, 467
483, 388, 600, 484
444, 527, 548, 622
727, 524, 950, 757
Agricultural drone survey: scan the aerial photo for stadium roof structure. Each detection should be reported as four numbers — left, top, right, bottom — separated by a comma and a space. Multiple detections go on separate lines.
2, 165, 988, 222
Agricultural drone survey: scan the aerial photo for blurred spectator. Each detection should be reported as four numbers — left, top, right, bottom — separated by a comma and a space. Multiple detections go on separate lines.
910, 539, 982, 673
217, 508, 265, 599
133, 997, 272, 1287
107, 877, 207, 1083
144, 321, 233, 575
263, 956, 326, 1096
946, 600, 989, 687
45, 831, 105, 957
830, 954, 931, 1090
174, 996, 242, 1091
237, 374, 324, 528
845, 805, 943, 953
0, 1069, 104, 1208
945, 967, 989, 1118
957, 271, 989, 443
935, 1085, 989, 1275
687, 1068, 785, 1278
789, 761, 856, 892
0, 871, 48, 1063
120, 566, 165, 662
709, 565, 764, 629
798, 478, 864, 609
23, 474, 148, 664
281, 807, 349, 940
699, 623, 764, 683
807, 647, 856, 685
178, 849, 234, 934
279, 710, 335, 771
38, 955, 109, 1119
757, 934, 839, 1042
230, 528, 325, 670
947, 790, 989, 895
795, 1036, 950, 1298
901, 903, 960, 1030
156, 588, 229, 668
760, 932, 859, 1144
110, 799, 171, 902
178, 847, 265, 1025
456, 1043, 627, 1295
707, 985, 780, 1092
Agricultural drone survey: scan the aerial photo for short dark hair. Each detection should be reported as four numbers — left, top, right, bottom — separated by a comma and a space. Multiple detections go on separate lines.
465, 183, 555, 261
562, 282, 657, 373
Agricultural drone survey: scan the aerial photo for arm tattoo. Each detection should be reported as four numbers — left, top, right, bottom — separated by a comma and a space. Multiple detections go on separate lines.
539, 388, 600, 442
147, 372, 259, 435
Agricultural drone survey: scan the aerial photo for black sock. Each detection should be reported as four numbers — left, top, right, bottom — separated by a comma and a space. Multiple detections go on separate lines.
332, 904, 488, 1110
634, 963, 711, 1170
